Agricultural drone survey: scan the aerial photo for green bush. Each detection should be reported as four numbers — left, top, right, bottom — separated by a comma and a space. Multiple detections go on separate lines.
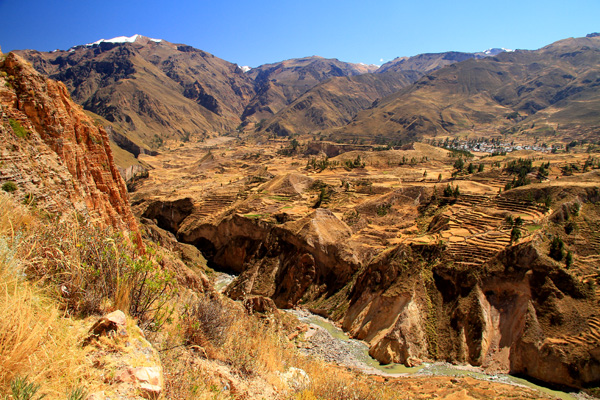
549, 236, 565, 261
565, 251, 573, 268
8, 119, 29, 139
510, 226, 521, 243
4, 376, 45, 400
27, 222, 176, 330
2, 182, 17, 193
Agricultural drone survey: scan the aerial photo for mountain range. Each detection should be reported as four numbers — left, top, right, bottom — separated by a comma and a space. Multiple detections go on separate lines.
15, 33, 600, 167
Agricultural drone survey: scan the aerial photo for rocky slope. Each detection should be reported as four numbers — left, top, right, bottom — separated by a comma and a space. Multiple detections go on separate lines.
376, 51, 485, 75
330, 35, 600, 143
135, 175, 600, 390
17, 35, 256, 153
16, 34, 600, 156
257, 50, 521, 136
259, 71, 421, 136
242, 56, 379, 122
0, 51, 139, 239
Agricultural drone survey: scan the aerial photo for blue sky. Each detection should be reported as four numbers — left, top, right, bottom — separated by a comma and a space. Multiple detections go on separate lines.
0, 0, 598, 67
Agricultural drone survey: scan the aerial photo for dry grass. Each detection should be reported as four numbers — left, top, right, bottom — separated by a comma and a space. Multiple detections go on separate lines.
163, 290, 403, 399
181, 293, 293, 377
0, 194, 90, 398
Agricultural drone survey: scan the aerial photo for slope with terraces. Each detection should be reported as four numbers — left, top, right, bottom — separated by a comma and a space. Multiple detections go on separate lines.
425, 193, 547, 268
129, 136, 600, 390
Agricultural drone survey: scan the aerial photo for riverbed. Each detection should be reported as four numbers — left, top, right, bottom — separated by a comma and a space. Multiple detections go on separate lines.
288, 309, 580, 400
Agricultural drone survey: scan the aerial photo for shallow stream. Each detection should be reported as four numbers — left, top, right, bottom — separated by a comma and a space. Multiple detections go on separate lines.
291, 310, 578, 400
212, 273, 578, 400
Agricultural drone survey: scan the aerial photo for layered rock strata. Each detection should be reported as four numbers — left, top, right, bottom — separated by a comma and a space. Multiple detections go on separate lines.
0, 51, 140, 240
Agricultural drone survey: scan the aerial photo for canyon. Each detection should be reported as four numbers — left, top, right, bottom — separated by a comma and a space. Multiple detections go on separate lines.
132, 136, 600, 391
2, 32, 600, 398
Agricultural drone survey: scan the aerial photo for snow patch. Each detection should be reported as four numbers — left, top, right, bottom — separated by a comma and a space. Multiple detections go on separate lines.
240, 66, 251, 72
84, 34, 162, 47
482, 48, 514, 56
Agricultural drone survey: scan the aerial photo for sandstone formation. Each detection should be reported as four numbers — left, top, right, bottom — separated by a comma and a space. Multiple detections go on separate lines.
0, 52, 140, 242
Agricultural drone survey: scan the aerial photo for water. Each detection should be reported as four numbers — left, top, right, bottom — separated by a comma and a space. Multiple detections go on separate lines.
291, 310, 577, 400
213, 272, 236, 293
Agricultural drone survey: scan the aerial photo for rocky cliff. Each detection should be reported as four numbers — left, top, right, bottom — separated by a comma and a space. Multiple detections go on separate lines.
136, 182, 600, 390
0, 51, 140, 240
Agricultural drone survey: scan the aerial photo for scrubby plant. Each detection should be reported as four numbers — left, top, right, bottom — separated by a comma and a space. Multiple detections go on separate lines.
0, 196, 91, 396
1, 182, 17, 193
4, 376, 46, 400
182, 294, 233, 349
549, 236, 565, 261
26, 221, 176, 329
8, 119, 29, 139
376, 204, 391, 217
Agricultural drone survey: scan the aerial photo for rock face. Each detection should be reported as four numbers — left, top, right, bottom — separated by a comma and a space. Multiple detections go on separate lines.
136, 197, 362, 309
178, 209, 360, 309
0, 52, 140, 241
137, 188, 600, 389
85, 311, 164, 399
17, 37, 255, 152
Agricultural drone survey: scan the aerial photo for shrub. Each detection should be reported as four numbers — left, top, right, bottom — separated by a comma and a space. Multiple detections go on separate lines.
564, 221, 576, 235
443, 184, 454, 197
514, 216, 523, 226
376, 204, 391, 217
8, 119, 29, 139
565, 251, 573, 268
181, 294, 289, 377
5, 376, 45, 400
549, 236, 565, 261
510, 226, 521, 243
26, 221, 176, 329
1, 182, 17, 193
182, 294, 233, 350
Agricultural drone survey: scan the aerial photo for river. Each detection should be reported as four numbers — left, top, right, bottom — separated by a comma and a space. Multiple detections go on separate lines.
213, 273, 579, 400
289, 309, 579, 400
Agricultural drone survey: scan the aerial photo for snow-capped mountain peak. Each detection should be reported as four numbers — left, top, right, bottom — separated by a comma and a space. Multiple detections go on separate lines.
482, 47, 514, 56
85, 34, 162, 47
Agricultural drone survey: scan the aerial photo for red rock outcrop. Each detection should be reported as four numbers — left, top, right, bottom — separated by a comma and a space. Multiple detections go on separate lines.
0, 51, 140, 242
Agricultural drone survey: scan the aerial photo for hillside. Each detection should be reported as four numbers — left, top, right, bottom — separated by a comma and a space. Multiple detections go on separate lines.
242, 56, 379, 122
255, 50, 516, 136
376, 51, 483, 74
17, 35, 256, 152
260, 71, 420, 136
328, 35, 600, 144
0, 51, 139, 236
0, 47, 561, 400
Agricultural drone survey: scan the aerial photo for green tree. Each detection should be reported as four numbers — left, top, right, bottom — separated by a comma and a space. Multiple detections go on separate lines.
453, 185, 460, 198
549, 236, 565, 261
565, 251, 573, 268
514, 216, 523, 227
453, 158, 465, 172
510, 226, 521, 243
443, 184, 454, 197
